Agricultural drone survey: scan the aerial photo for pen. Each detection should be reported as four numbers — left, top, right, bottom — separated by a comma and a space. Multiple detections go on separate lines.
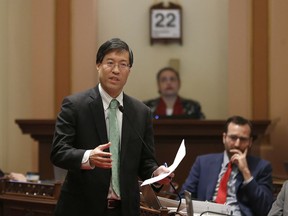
164, 162, 172, 180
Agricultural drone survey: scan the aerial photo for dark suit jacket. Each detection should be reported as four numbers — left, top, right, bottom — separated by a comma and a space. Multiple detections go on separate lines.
179, 153, 274, 216
50, 85, 158, 216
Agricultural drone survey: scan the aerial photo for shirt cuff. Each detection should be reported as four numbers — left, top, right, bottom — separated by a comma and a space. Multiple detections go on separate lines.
81, 150, 95, 170
243, 176, 254, 185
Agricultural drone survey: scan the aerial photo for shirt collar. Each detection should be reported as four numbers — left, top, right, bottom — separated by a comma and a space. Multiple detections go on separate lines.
99, 83, 123, 111
223, 150, 230, 167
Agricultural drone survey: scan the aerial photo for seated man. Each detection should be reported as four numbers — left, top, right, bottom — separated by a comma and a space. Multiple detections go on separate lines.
179, 116, 274, 216
143, 67, 205, 119
268, 180, 288, 216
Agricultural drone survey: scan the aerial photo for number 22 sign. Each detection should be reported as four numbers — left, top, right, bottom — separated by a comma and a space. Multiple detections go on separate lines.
150, 3, 182, 45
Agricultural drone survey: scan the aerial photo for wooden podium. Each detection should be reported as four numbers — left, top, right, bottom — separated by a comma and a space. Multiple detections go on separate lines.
15, 119, 270, 186
0, 178, 61, 216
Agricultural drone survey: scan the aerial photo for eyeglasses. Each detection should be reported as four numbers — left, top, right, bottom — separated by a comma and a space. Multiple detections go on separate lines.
103, 61, 130, 71
227, 134, 250, 143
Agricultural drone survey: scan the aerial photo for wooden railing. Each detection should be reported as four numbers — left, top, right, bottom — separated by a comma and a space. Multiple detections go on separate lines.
15, 119, 270, 186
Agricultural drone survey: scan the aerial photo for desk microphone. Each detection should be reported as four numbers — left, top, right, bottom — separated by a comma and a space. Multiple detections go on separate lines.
118, 104, 182, 212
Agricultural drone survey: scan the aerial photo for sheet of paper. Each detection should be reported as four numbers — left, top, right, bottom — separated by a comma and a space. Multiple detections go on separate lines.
141, 139, 186, 186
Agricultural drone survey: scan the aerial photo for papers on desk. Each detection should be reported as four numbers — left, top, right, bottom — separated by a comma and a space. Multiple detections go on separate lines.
189, 200, 232, 215
141, 139, 186, 186
159, 198, 233, 216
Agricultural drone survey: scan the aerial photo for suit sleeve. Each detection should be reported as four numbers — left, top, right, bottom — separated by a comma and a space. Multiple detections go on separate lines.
239, 161, 274, 215
50, 97, 85, 170
179, 156, 201, 199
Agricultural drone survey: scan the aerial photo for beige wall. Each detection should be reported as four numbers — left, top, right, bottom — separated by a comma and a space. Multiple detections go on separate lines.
0, 0, 54, 173
0, 0, 8, 169
1, 0, 288, 178
266, 0, 288, 176
96, 0, 228, 120
228, 0, 252, 118
71, 1, 98, 93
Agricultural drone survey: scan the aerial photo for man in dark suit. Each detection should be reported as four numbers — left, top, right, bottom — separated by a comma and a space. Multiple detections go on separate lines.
179, 116, 274, 216
50, 38, 172, 216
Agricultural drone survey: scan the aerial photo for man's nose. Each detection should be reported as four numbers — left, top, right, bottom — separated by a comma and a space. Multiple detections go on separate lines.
234, 138, 241, 147
112, 65, 120, 73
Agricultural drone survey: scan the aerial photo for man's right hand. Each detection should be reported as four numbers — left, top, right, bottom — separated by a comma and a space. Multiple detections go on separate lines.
89, 142, 112, 168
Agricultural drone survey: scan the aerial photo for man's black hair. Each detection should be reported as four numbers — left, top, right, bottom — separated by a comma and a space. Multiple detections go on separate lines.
96, 38, 133, 67
224, 115, 253, 137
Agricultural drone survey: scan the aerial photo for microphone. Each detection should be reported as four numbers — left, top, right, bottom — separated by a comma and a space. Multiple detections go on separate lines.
118, 104, 182, 212
118, 105, 156, 162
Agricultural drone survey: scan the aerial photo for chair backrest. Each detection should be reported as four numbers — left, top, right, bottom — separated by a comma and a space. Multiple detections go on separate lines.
156, 181, 179, 199
140, 184, 162, 210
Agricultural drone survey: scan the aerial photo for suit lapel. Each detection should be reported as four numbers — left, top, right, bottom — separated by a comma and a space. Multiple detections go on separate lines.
88, 86, 108, 144
206, 155, 223, 200
119, 94, 132, 163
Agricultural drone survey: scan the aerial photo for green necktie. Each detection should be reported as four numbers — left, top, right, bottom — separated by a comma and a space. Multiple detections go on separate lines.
109, 99, 120, 196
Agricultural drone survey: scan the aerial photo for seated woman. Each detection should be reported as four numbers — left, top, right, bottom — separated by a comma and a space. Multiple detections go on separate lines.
143, 67, 205, 119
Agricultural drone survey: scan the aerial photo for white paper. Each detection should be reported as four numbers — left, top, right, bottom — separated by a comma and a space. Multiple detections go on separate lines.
141, 139, 186, 186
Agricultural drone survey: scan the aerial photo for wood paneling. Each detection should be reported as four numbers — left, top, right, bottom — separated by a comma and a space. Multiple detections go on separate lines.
252, 0, 269, 119
54, 0, 71, 114
15, 119, 270, 187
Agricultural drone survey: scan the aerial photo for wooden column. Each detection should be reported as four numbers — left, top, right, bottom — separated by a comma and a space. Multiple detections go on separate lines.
54, 0, 71, 114
252, 0, 269, 119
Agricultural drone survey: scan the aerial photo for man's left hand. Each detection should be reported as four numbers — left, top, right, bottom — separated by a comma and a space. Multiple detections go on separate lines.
230, 148, 252, 180
153, 165, 174, 185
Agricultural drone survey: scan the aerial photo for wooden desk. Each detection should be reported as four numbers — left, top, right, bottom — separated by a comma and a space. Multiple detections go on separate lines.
140, 206, 169, 216
0, 178, 173, 216
15, 119, 270, 186
15, 120, 55, 180
0, 179, 61, 216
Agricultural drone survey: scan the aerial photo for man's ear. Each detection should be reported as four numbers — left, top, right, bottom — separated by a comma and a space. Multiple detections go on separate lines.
248, 138, 253, 148
222, 132, 226, 144
96, 63, 100, 71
